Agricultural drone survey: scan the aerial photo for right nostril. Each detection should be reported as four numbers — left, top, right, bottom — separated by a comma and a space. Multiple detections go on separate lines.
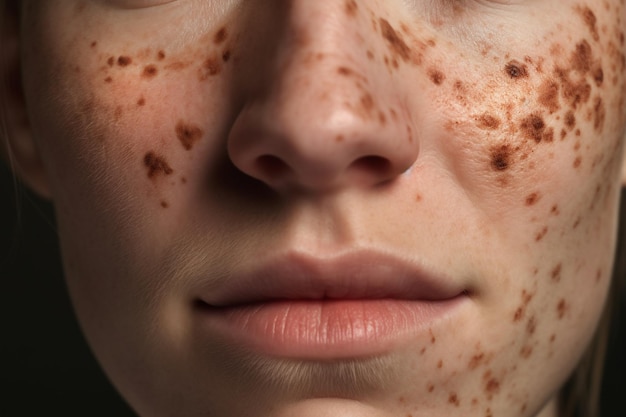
256, 155, 292, 181
350, 155, 392, 177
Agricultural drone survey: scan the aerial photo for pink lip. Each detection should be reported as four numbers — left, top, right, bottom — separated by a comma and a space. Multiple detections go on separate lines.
194, 250, 469, 359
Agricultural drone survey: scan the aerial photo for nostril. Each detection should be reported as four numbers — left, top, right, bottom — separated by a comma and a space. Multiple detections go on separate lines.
256, 155, 292, 181
350, 155, 392, 177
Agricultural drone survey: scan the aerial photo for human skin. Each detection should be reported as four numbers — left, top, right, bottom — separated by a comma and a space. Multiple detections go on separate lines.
3, 0, 626, 416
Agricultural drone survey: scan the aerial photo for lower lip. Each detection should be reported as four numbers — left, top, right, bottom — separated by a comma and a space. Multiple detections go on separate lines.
197, 297, 466, 359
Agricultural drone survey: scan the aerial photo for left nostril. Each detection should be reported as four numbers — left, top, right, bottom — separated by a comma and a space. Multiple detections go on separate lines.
255, 154, 292, 181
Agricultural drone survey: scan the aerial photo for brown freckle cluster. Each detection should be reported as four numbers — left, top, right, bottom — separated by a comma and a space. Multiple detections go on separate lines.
176, 121, 204, 151
482, 370, 500, 398
199, 57, 221, 80
520, 114, 553, 143
538, 80, 560, 114
144, 152, 173, 179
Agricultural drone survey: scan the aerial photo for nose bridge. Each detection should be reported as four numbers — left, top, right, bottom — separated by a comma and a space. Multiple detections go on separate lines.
228, 0, 419, 192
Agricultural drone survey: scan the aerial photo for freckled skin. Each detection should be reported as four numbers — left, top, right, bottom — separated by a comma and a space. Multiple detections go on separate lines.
12, 1, 626, 417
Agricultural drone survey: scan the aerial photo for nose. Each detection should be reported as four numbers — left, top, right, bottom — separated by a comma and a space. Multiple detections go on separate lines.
227, 0, 419, 193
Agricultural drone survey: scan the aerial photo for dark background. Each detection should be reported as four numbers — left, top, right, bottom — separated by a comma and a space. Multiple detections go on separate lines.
1, 163, 624, 416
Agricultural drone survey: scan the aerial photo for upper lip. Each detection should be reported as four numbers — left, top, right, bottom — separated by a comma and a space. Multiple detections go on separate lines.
197, 249, 466, 307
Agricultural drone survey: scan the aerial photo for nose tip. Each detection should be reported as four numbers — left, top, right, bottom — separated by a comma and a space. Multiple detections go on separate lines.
228, 101, 418, 192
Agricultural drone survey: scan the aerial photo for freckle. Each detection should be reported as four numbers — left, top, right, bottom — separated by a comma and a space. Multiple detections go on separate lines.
107, 56, 115, 67
379, 18, 412, 63
483, 372, 500, 396
573, 155, 583, 168
448, 393, 460, 407
199, 57, 221, 79
592, 66, 604, 87
437, 359, 443, 369
181, 177, 187, 184
476, 114, 501, 130
137, 97, 146, 106
520, 345, 533, 358
428, 68, 446, 85
176, 121, 204, 151
160, 200, 169, 209
469, 353, 485, 369
521, 403, 528, 413
572, 40, 593, 73
366, 50, 375, 60
389, 108, 398, 121
114, 106, 123, 121
142, 65, 158, 79
117, 56, 132, 67
564, 111, 576, 130
144, 151, 174, 179
427, 383, 435, 393
378, 111, 387, 125
575, 6, 600, 42
526, 316, 537, 334
525, 192, 541, 206
104, 76, 113, 83
90, 41, 97, 48
520, 113, 546, 143
513, 307, 523, 322
420, 346, 426, 355
535, 226, 548, 241
557, 299, 568, 319
222, 50, 231, 62
415, 193, 423, 202
575, 128, 581, 136
551, 205, 560, 215
214, 27, 228, 44
157, 50, 166, 60
538, 80, 560, 113
344, 0, 358, 16
505, 60, 528, 78
490, 144, 511, 171
593, 97, 605, 132
550, 334, 556, 343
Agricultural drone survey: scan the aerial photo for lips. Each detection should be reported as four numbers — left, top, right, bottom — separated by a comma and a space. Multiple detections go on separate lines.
194, 250, 469, 359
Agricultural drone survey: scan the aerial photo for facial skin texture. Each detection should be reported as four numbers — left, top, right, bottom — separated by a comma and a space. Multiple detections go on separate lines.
6, 0, 626, 416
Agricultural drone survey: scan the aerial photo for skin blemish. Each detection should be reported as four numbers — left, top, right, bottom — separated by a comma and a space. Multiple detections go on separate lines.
144, 151, 173, 179
490, 144, 511, 171
572, 40, 593, 74
575, 6, 600, 42
557, 299, 569, 319
538, 80, 561, 113
176, 121, 204, 151
593, 97, 606, 131
564, 111, 576, 130
551, 263, 562, 282
520, 114, 549, 143
526, 316, 537, 334
199, 57, 221, 80
505, 60, 528, 79
117, 56, 132, 67
535, 226, 549, 241
379, 18, 412, 63
448, 393, 460, 407
520, 345, 533, 359
428, 68, 446, 85
525, 192, 541, 206
214, 27, 228, 45
345, 0, 358, 16
142, 65, 158, 79
483, 371, 501, 398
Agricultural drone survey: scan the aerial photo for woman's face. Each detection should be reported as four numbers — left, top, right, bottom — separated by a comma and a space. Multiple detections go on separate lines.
12, 0, 626, 416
